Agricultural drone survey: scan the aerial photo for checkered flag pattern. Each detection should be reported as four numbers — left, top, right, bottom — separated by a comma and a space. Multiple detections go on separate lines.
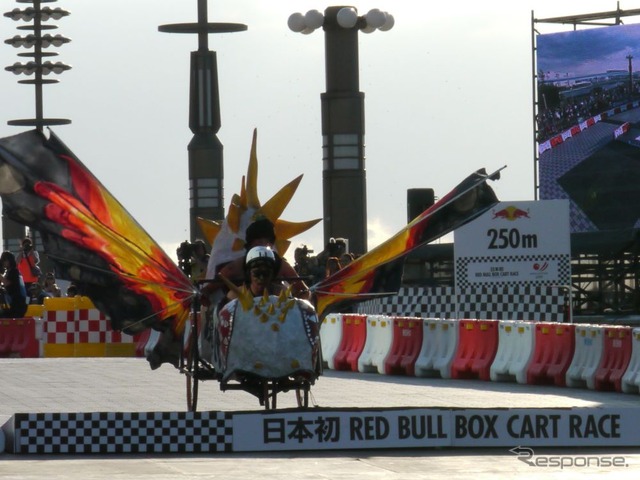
358, 285, 567, 322
76, 308, 109, 343
42, 298, 138, 347
10, 411, 233, 454
358, 287, 457, 318
456, 285, 567, 321
45, 309, 75, 344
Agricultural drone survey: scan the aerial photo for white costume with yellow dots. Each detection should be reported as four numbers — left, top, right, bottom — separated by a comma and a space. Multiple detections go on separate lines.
215, 291, 320, 383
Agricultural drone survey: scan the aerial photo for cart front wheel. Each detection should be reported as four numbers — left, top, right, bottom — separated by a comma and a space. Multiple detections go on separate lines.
185, 322, 199, 412
262, 380, 278, 410
295, 383, 310, 408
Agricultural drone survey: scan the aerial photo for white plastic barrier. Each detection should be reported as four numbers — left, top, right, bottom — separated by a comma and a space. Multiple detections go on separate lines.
144, 329, 161, 359
490, 321, 535, 384
320, 314, 343, 370
357, 315, 393, 374
566, 325, 604, 389
621, 327, 640, 394
414, 318, 459, 379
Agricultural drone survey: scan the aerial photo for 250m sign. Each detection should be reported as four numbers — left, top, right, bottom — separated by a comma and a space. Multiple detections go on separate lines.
487, 228, 538, 250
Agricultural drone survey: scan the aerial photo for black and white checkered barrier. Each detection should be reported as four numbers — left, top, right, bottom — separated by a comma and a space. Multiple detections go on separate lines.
457, 285, 566, 321
4, 407, 640, 453
3, 411, 232, 454
358, 286, 456, 318
358, 285, 567, 322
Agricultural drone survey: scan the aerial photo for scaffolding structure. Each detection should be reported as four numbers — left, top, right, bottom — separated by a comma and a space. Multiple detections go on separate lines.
530, 3, 640, 319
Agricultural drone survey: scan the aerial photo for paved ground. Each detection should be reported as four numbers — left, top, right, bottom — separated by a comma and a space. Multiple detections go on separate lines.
1, 357, 639, 478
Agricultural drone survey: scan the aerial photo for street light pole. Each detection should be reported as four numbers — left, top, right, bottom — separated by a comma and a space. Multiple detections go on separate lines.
4, 0, 71, 131
627, 54, 634, 100
288, 6, 393, 255
159, 0, 246, 242
3, 0, 71, 252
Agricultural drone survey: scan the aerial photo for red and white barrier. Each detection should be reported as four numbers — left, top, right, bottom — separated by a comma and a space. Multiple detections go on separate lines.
44, 298, 76, 347
332, 314, 367, 371
415, 318, 459, 379
526, 323, 575, 387
538, 101, 640, 155
594, 326, 633, 392
490, 321, 534, 384
6, 297, 640, 401
42, 297, 141, 357
451, 319, 499, 381
0, 318, 42, 358
383, 317, 423, 376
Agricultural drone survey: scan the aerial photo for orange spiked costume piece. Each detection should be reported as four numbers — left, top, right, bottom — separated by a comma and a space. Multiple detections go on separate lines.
202, 129, 320, 275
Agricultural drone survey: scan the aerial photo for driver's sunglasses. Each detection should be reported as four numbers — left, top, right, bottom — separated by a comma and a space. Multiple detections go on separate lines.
251, 268, 272, 279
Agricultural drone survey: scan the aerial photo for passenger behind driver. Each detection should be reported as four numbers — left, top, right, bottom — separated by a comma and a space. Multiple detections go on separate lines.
202, 218, 310, 302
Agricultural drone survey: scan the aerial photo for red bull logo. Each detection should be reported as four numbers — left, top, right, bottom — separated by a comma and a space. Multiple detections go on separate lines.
492, 205, 530, 221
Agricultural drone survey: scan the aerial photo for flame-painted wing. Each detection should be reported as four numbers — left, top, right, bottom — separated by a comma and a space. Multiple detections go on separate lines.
0, 129, 195, 334
312, 167, 503, 317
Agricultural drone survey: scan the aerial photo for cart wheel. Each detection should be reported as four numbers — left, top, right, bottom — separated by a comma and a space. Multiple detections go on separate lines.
295, 383, 309, 408
186, 320, 199, 412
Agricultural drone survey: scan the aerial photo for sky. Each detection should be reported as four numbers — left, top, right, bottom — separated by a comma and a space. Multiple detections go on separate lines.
1, 0, 636, 263
537, 21, 640, 76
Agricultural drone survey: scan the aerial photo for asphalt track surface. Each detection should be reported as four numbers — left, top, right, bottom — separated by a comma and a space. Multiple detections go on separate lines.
1, 357, 639, 479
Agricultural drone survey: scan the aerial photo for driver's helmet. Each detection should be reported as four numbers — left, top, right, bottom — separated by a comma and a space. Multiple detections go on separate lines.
245, 246, 276, 271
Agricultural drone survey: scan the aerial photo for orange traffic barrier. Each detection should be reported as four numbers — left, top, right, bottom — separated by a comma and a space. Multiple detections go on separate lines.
0, 318, 40, 358
594, 326, 633, 392
526, 323, 576, 387
451, 319, 499, 381
383, 317, 424, 376
332, 314, 367, 371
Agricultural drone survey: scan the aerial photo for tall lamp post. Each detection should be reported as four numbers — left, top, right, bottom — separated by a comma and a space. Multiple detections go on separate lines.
627, 54, 634, 100
159, 0, 246, 241
3, 0, 71, 252
288, 6, 393, 255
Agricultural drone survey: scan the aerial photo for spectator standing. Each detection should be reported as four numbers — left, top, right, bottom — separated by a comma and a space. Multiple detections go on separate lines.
15, 237, 41, 291
190, 239, 210, 284
0, 251, 28, 318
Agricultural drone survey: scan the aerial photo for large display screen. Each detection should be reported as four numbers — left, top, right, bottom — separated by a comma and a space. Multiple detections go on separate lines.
536, 23, 640, 233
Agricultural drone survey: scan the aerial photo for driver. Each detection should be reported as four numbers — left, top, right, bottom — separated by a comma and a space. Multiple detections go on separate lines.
234, 246, 281, 299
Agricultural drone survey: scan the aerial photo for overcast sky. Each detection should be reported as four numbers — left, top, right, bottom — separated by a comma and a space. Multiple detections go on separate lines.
1, 0, 632, 262
538, 22, 640, 76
